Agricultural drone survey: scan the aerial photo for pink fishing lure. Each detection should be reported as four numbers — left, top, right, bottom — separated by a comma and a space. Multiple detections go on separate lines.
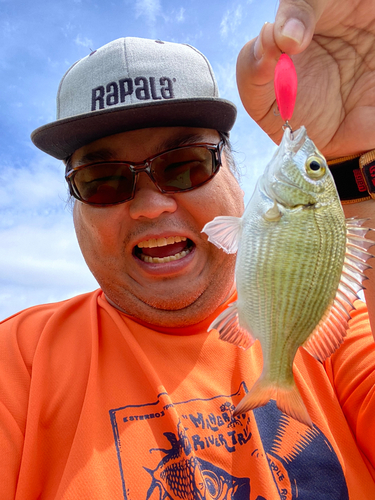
274, 53, 297, 122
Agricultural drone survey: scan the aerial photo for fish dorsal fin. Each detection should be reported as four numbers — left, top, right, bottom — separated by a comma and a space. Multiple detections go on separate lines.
202, 216, 242, 254
208, 301, 255, 350
303, 218, 374, 362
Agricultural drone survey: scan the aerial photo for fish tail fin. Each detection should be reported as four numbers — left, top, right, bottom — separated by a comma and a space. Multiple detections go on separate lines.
234, 379, 313, 428
276, 385, 313, 428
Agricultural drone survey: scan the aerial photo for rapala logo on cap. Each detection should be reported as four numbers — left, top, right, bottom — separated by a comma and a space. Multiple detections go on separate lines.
91, 76, 176, 110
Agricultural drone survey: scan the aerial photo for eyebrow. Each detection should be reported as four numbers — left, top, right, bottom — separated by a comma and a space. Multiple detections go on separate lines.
74, 149, 118, 167
157, 133, 210, 151
73, 133, 214, 167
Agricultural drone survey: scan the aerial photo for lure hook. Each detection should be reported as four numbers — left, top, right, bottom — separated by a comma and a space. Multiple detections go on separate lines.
282, 120, 294, 139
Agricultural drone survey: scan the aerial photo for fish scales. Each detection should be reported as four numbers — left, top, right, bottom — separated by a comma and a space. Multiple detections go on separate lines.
238, 207, 346, 383
203, 126, 373, 427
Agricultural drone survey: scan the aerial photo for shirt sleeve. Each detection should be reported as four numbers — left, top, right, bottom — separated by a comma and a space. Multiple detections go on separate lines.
324, 301, 375, 476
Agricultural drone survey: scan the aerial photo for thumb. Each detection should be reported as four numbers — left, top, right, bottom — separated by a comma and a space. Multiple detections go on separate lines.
274, 0, 327, 54
236, 0, 327, 136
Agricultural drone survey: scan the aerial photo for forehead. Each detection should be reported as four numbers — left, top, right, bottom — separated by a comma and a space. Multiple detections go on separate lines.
70, 127, 221, 167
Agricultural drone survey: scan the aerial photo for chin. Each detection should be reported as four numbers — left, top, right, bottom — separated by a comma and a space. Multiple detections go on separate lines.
104, 285, 226, 329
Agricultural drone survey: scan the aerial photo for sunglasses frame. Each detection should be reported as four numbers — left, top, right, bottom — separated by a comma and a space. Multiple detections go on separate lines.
65, 140, 225, 206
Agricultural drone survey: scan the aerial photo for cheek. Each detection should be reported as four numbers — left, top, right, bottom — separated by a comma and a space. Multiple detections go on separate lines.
73, 203, 118, 260
194, 170, 244, 222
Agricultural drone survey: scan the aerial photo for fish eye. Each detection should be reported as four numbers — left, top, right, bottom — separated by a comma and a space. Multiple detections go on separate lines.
305, 155, 326, 179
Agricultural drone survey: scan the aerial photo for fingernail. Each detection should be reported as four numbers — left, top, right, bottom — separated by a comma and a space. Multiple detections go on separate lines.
281, 18, 305, 45
254, 34, 264, 61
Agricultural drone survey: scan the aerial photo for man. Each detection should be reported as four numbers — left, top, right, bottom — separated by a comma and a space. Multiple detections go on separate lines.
1, 1, 375, 499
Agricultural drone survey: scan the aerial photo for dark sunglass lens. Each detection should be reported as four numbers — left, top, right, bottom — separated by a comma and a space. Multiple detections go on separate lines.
73, 163, 134, 204
153, 147, 215, 192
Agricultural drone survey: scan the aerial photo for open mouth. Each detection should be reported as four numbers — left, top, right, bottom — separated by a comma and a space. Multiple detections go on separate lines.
134, 236, 195, 264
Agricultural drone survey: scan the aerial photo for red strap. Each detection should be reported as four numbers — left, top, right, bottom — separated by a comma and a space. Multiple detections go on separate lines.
274, 54, 298, 122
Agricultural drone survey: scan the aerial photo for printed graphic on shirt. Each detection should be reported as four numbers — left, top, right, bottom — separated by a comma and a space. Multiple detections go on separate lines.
253, 401, 349, 500
144, 420, 250, 499
109, 382, 348, 500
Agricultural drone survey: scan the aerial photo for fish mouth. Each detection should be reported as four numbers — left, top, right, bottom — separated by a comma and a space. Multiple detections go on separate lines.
133, 236, 195, 264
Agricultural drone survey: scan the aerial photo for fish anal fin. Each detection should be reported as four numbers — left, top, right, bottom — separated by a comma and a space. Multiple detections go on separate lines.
202, 216, 242, 254
234, 378, 312, 428
208, 301, 255, 350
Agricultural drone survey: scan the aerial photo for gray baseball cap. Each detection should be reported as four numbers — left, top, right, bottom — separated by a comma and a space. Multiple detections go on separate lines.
31, 37, 237, 160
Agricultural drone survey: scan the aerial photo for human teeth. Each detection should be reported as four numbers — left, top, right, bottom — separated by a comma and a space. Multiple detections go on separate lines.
157, 238, 167, 247
139, 247, 191, 263
137, 236, 187, 248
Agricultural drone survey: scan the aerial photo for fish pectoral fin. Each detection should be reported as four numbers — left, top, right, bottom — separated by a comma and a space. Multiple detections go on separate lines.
234, 379, 313, 428
208, 301, 255, 350
202, 216, 242, 254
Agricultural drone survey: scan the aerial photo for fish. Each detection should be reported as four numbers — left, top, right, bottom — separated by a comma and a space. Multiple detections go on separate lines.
202, 126, 373, 427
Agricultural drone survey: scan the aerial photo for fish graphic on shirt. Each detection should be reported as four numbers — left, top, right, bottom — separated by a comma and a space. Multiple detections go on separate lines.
144, 421, 250, 499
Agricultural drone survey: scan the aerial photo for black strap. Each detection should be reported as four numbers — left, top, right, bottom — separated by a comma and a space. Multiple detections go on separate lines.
328, 155, 372, 204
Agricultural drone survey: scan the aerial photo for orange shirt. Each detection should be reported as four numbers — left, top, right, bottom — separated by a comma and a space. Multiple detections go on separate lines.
0, 289, 374, 499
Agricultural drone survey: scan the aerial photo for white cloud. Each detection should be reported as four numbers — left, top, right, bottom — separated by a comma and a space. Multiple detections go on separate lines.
135, 0, 161, 25
0, 215, 98, 321
220, 4, 243, 38
0, 154, 98, 320
162, 6, 185, 24
176, 7, 184, 23
0, 156, 66, 217
74, 34, 94, 49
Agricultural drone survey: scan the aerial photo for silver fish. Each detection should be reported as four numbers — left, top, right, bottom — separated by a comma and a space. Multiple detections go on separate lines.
203, 126, 373, 427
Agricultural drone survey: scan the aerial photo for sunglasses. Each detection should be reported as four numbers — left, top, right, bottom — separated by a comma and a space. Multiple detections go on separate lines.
65, 140, 225, 206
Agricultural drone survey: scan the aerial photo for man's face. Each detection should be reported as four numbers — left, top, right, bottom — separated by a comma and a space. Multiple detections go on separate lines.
72, 126, 244, 328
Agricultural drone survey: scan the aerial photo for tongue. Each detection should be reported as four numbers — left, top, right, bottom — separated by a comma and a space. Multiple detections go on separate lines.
141, 241, 188, 258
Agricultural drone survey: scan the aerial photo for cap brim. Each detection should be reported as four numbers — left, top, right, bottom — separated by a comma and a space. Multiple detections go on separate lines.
31, 97, 237, 160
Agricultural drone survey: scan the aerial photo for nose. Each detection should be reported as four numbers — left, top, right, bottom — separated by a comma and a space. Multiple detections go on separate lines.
128, 172, 178, 220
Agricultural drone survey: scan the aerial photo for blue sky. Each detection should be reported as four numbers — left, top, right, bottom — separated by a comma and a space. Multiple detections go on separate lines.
0, 0, 279, 320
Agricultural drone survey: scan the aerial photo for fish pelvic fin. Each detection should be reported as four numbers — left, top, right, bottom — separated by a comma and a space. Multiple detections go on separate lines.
264, 200, 283, 221
202, 216, 242, 254
208, 301, 255, 350
303, 217, 374, 362
234, 379, 313, 428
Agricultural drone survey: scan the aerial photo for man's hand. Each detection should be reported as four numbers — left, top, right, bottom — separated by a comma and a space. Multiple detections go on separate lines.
237, 0, 375, 158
